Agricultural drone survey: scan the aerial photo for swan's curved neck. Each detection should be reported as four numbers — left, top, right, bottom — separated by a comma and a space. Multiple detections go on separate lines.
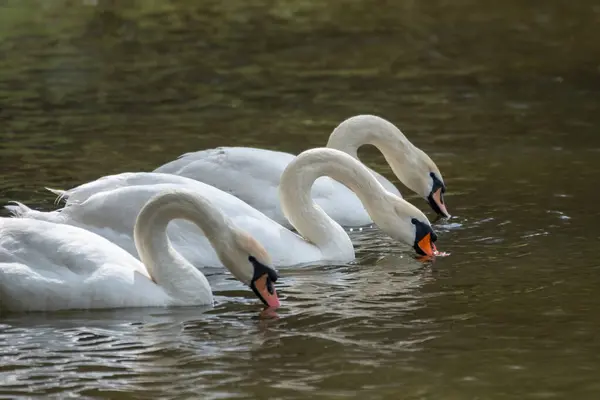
279, 150, 390, 260
326, 115, 420, 186
133, 192, 229, 300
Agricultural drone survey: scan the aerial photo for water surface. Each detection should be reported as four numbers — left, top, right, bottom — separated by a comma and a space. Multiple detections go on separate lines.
1, 1, 600, 398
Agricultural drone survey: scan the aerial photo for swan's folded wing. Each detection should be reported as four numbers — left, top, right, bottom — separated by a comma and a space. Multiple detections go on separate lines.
52, 181, 270, 263
0, 219, 167, 312
54, 180, 323, 267
153, 147, 297, 225
157, 147, 399, 228
0, 219, 150, 278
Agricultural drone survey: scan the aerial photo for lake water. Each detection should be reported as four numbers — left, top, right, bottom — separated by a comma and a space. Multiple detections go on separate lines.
1, 1, 600, 398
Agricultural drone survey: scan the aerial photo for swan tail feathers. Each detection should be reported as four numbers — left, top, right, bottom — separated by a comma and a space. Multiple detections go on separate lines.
4, 201, 33, 217
45, 187, 69, 205
4, 201, 61, 223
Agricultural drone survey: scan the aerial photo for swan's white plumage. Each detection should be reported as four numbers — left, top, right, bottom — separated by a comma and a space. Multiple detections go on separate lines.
50, 115, 446, 229
0, 218, 172, 312
11, 148, 434, 272
13, 177, 323, 268
154, 146, 400, 228
1, 189, 280, 313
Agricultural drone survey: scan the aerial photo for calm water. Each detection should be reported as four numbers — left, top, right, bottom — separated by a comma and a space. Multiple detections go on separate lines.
1, 0, 600, 398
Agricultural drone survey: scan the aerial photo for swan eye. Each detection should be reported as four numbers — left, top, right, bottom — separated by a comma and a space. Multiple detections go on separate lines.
248, 256, 256, 263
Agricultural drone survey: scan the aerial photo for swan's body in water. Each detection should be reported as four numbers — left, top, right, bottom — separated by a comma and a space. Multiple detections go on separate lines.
154, 115, 449, 227
12, 148, 438, 268
0, 189, 279, 313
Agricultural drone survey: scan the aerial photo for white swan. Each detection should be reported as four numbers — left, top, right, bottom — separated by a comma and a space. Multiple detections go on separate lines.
154, 115, 449, 227
11, 148, 438, 268
0, 189, 280, 313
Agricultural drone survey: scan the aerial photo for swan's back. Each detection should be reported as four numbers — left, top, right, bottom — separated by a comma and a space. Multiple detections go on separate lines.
154, 147, 296, 223
155, 147, 296, 180
55, 181, 321, 267
0, 218, 167, 312
153, 146, 400, 227
59, 172, 204, 205
55, 148, 401, 229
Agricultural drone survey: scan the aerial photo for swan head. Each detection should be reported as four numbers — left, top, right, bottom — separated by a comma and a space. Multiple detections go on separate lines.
376, 194, 439, 256
399, 147, 450, 219
325, 114, 450, 219
221, 231, 280, 309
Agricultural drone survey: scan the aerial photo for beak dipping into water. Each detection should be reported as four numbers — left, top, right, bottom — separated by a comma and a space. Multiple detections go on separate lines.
249, 256, 281, 309
416, 232, 437, 256
251, 273, 280, 309
412, 218, 439, 257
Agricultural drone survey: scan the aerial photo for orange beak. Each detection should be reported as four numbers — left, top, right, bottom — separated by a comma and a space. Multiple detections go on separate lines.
417, 232, 437, 256
251, 273, 280, 309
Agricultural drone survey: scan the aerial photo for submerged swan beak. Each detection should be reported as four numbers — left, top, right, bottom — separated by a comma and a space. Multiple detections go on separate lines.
249, 257, 280, 309
427, 173, 450, 218
415, 232, 437, 256
412, 218, 438, 257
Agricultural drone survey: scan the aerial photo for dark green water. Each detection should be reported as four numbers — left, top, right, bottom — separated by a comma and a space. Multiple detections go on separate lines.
1, 1, 600, 398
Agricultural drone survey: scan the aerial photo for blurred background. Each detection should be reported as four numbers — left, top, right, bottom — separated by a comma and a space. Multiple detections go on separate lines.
1, 0, 600, 398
